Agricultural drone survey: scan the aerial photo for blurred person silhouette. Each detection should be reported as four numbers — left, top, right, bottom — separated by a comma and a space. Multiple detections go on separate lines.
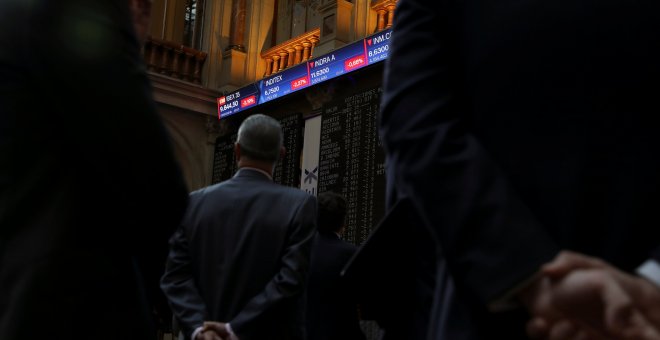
345, 0, 660, 339
0, 0, 189, 339
305, 191, 366, 340
161, 114, 317, 340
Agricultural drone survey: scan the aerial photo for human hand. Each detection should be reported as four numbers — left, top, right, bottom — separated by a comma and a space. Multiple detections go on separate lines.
196, 330, 223, 340
524, 251, 660, 340
519, 271, 613, 339
193, 321, 230, 340
542, 251, 660, 329
528, 269, 656, 339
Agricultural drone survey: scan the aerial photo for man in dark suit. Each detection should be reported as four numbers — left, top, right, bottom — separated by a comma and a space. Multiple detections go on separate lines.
0, 0, 189, 339
347, 0, 660, 338
305, 191, 366, 340
161, 113, 317, 340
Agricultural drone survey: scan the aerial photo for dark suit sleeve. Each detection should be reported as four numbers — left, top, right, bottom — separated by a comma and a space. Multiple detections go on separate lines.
379, 0, 559, 304
160, 225, 207, 338
229, 195, 317, 337
651, 247, 660, 263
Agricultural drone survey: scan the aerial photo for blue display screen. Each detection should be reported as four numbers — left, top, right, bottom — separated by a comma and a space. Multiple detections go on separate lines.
217, 84, 260, 119
308, 39, 367, 86
258, 63, 310, 104
218, 28, 392, 119
366, 29, 392, 64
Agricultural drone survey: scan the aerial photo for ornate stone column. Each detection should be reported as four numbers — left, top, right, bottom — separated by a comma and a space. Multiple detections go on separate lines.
308, 36, 319, 58
278, 51, 288, 71
294, 44, 303, 64
265, 58, 273, 76
376, 8, 386, 31
302, 41, 312, 61
314, 0, 353, 56
386, 4, 396, 28
272, 55, 281, 73
286, 47, 296, 68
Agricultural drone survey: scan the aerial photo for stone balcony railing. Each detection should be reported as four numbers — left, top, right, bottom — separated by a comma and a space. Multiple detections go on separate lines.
142, 36, 208, 85
260, 28, 320, 77
372, 0, 397, 32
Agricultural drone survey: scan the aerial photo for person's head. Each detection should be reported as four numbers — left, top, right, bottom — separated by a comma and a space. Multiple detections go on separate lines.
128, 0, 153, 44
317, 191, 347, 235
234, 114, 284, 173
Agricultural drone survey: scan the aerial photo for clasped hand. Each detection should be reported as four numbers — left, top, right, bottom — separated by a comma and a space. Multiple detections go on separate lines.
195, 321, 239, 340
521, 251, 660, 340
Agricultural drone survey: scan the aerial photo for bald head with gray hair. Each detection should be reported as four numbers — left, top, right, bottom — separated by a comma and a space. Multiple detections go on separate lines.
236, 114, 283, 163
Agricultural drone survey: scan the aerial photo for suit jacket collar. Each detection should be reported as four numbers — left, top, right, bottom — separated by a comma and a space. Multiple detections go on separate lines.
234, 167, 273, 182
